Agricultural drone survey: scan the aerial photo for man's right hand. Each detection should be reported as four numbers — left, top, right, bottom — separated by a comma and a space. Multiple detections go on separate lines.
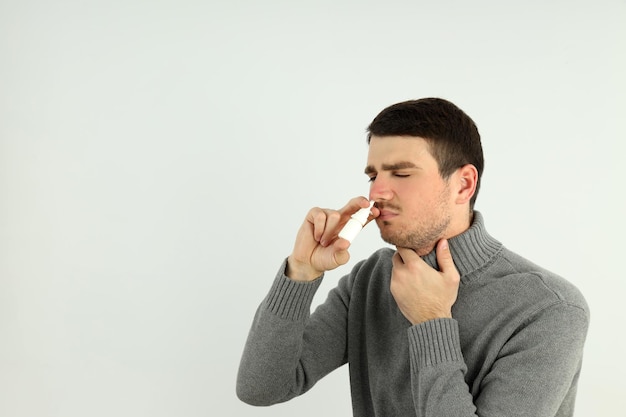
286, 196, 378, 282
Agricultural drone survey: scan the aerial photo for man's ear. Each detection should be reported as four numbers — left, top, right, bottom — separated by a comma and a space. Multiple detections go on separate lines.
455, 164, 478, 205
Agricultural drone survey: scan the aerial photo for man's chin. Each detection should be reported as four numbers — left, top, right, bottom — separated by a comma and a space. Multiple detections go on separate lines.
379, 230, 401, 247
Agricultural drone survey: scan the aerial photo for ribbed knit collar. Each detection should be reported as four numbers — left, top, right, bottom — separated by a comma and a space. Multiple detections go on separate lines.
421, 211, 502, 279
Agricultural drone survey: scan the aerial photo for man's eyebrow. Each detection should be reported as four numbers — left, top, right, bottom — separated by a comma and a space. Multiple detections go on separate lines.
364, 161, 419, 175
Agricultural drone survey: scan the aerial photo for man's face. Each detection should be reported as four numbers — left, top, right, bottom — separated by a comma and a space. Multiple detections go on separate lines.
366, 135, 454, 254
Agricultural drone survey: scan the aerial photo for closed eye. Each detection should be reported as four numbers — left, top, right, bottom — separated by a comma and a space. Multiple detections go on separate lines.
368, 173, 411, 182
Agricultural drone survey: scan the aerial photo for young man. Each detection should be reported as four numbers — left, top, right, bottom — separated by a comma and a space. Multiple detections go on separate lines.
237, 98, 589, 416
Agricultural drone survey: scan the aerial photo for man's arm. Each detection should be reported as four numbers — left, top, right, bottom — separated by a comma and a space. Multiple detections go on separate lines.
408, 303, 588, 417
237, 196, 376, 405
392, 240, 588, 416
236, 259, 354, 405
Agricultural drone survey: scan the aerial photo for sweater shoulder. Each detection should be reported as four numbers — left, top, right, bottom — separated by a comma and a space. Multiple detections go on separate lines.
496, 247, 589, 314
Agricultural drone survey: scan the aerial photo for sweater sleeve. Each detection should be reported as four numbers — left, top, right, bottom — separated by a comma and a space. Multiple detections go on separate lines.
408, 302, 589, 417
236, 259, 351, 406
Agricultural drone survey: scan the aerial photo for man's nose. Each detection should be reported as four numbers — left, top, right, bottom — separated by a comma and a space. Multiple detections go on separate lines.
369, 176, 393, 201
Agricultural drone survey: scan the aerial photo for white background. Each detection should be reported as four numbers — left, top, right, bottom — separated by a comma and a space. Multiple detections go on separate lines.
1, 1, 624, 416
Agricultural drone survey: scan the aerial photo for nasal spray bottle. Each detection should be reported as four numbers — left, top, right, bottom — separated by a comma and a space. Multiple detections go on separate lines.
338, 201, 375, 243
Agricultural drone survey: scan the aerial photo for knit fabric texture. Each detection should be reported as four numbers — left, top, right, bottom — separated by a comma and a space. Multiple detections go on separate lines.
237, 212, 589, 417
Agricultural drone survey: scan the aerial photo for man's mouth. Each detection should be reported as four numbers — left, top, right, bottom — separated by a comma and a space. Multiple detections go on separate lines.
377, 209, 398, 221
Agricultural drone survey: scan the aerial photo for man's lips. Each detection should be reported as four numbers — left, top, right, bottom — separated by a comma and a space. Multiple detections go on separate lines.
377, 209, 398, 221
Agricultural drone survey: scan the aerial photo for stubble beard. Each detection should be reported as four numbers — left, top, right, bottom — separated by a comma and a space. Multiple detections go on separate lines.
380, 214, 450, 254
378, 189, 452, 254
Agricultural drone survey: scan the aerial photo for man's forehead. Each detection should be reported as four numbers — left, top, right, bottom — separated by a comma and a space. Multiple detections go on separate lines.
367, 137, 433, 165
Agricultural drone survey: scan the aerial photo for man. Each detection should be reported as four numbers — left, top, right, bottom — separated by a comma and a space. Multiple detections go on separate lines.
236, 98, 589, 416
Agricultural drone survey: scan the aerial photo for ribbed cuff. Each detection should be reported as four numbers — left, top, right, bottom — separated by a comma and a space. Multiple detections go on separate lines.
408, 318, 463, 368
264, 259, 323, 321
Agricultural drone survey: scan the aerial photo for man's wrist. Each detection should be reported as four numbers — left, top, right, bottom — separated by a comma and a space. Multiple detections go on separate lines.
285, 256, 323, 282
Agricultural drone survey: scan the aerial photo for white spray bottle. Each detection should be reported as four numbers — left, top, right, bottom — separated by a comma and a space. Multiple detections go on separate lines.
338, 201, 375, 243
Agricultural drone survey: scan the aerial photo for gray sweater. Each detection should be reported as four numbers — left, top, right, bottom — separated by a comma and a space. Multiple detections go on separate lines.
237, 212, 589, 416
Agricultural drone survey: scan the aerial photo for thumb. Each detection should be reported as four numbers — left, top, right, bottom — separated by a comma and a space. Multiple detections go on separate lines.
332, 239, 351, 267
436, 239, 456, 273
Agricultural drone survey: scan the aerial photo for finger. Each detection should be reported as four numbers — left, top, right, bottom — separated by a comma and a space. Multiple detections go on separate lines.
338, 196, 371, 217
310, 209, 328, 242
343, 198, 379, 229
435, 239, 457, 274
394, 247, 420, 266
331, 239, 351, 266
320, 210, 342, 246
392, 250, 404, 267
365, 205, 380, 224
324, 197, 371, 246
395, 247, 420, 264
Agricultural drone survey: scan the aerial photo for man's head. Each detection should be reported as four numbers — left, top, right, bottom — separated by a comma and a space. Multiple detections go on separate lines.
365, 98, 484, 254
367, 98, 484, 209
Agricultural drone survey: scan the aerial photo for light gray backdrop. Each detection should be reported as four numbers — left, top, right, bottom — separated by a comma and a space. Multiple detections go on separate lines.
1, 1, 624, 416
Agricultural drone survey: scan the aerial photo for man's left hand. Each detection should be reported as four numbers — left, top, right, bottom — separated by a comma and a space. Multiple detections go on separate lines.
390, 239, 460, 325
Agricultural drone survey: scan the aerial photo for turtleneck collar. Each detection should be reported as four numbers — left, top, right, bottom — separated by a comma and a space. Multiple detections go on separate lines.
421, 211, 502, 280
